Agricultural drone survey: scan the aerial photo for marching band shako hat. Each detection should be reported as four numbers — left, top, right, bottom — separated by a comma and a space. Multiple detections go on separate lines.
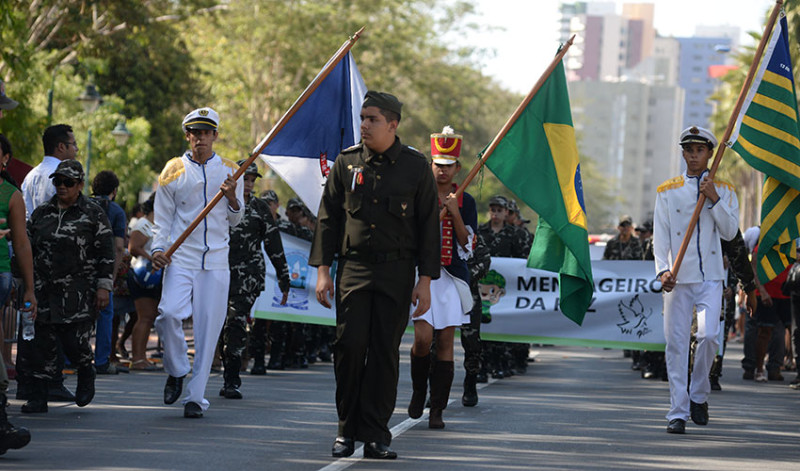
430, 125, 462, 165
182, 107, 219, 132
679, 126, 717, 148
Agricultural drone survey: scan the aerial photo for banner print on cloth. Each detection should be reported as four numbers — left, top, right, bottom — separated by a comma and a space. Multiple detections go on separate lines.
259, 52, 367, 215
729, 13, 800, 282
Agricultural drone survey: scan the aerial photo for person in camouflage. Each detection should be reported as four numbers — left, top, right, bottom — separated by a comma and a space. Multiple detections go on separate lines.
249, 190, 310, 371
605, 215, 644, 370
22, 160, 115, 413
604, 215, 643, 261
219, 161, 291, 398
460, 232, 490, 405
477, 195, 530, 379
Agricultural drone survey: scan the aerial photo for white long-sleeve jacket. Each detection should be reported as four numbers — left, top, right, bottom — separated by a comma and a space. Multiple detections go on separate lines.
151, 152, 243, 270
653, 170, 739, 283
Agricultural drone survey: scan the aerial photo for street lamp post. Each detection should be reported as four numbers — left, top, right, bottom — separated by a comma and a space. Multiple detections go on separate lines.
77, 84, 102, 193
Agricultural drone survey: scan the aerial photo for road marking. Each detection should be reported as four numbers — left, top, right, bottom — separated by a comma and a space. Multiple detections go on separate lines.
317, 379, 497, 471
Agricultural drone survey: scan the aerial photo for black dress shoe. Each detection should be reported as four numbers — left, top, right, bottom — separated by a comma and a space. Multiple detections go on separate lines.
690, 401, 708, 426
363, 442, 397, 460
666, 419, 686, 434
331, 436, 354, 458
183, 401, 203, 418
164, 375, 185, 405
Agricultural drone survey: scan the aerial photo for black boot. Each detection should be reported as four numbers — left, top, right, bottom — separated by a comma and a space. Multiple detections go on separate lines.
75, 365, 96, 407
408, 352, 431, 419
21, 379, 48, 414
0, 393, 31, 454
221, 357, 243, 399
462, 373, 478, 407
429, 360, 454, 429
250, 356, 267, 375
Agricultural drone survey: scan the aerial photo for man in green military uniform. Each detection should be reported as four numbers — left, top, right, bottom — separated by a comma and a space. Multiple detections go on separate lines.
219, 160, 290, 398
311, 91, 439, 460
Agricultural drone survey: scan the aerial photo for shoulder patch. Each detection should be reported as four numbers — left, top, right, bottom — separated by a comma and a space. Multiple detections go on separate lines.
714, 178, 736, 193
159, 157, 186, 187
657, 176, 684, 193
342, 143, 363, 153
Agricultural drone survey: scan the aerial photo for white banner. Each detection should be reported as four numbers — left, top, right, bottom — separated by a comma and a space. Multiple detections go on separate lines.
253, 235, 667, 350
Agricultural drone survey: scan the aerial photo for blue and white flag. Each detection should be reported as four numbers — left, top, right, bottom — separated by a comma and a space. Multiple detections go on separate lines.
259, 52, 367, 215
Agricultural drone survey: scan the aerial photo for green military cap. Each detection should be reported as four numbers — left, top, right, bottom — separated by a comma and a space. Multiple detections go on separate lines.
49, 159, 85, 181
236, 159, 262, 178
286, 197, 305, 211
488, 195, 509, 209
363, 91, 402, 119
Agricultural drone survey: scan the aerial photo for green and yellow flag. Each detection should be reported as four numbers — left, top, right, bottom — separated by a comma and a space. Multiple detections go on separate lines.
730, 13, 800, 283
485, 58, 593, 325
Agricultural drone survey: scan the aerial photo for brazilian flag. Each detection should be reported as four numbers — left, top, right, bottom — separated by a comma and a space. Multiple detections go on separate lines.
730, 13, 800, 283
485, 57, 593, 325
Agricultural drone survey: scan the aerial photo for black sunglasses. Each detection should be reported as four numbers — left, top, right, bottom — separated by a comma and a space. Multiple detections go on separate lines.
52, 177, 78, 188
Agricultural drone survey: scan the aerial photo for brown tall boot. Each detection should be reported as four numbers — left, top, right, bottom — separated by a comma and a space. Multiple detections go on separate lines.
429, 360, 454, 429
408, 352, 431, 419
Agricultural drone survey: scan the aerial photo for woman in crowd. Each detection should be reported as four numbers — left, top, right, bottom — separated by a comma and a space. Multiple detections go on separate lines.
127, 194, 162, 370
22, 160, 114, 413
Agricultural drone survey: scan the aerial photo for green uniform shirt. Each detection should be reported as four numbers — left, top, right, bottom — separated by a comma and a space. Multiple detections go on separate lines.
309, 137, 440, 278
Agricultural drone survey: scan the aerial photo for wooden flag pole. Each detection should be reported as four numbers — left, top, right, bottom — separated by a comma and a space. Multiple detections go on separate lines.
669, 0, 782, 279
163, 27, 365, 259
440, 35, 575, 220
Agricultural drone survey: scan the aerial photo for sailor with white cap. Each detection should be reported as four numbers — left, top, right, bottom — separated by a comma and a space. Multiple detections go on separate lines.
652, 125, 739, 434
151, 107, 244, 418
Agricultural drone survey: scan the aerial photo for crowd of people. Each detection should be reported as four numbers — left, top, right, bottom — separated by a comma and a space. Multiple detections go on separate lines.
2, 82, 798, 459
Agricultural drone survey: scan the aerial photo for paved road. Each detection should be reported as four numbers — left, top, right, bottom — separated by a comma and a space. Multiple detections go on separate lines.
2, 337, 798, 470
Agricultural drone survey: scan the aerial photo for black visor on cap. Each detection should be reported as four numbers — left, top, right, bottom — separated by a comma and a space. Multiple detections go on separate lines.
184, 117, 217, 130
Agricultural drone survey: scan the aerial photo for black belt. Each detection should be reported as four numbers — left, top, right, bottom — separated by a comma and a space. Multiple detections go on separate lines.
344, 250, 413, 264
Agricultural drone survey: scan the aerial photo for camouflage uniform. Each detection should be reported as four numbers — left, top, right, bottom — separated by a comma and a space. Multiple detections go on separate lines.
477, 222, 530, 378
461, 233, 491, 376
602, 234, 643, 261
221, 196, 290, 389
264, 215, 313, 369
26, 192, 114, 406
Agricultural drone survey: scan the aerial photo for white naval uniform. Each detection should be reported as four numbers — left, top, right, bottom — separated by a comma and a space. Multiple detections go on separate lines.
653, 170, 739, 422
152, 152, 243, 411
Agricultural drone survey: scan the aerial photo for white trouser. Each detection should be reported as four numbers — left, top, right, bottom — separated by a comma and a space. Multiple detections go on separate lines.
155, 265, 229, 411
663, 280, 722, 421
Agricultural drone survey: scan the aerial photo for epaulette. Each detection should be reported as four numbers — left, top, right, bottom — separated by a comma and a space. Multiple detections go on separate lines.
342, 143, 363, 153
403, 145, 427, 160
221, 157, 239, 171
657, 176, 684, 193
714, 178, 736, 193
159, 157, 186, 187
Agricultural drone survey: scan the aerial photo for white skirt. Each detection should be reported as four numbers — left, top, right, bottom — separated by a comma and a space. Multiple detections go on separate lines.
413, 268, 472, 329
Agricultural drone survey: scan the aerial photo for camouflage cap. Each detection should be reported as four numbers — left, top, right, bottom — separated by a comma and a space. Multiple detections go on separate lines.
286, 197, 305, 211
363, 91, 402, 119
636, 220, 653, 233
236, 159, 262, 178
618, 214, 633, 226
488, 195, 509, 209
261, 189, 278, 203
49, 159, 85, 181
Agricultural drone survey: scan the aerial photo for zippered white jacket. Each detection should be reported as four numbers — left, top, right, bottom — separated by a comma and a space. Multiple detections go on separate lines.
653, 170, 739, 283
152, 152, 243, 270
